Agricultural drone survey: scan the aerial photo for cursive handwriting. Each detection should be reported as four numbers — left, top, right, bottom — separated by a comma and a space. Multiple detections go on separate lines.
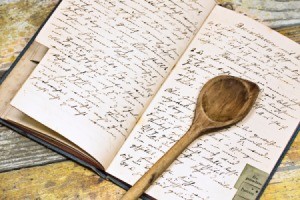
28, 0, 214, 140
109, 7, 300, 200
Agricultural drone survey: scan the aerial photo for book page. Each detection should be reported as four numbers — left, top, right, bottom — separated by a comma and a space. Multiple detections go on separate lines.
108, 6, 300, 200
10, 0, 216, 169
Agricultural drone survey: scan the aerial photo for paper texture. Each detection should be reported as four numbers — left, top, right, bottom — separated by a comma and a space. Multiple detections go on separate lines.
10, 0, 215, 169
108, 6, 300, 199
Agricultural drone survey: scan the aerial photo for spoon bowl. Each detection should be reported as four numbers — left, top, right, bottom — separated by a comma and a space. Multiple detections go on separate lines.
192, 75, 260, 134
121, 75, 259, 200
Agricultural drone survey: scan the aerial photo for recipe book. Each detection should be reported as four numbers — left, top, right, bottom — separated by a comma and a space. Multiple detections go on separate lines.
0, 0, 299, 199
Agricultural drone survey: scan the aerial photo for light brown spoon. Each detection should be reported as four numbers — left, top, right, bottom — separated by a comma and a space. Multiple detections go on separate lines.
121, 75, 259, 200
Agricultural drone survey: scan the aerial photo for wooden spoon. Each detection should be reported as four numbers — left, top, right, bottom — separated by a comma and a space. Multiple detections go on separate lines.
121, 75, 259, 200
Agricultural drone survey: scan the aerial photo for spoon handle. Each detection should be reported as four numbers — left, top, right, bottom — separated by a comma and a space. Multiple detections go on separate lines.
121, 128, 201, 200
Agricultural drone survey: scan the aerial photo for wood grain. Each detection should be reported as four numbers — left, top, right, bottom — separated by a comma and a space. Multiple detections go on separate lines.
0, 161, 125, 200
0, 124, 65, 173
0, 1, 299, 200
261, 136, 300, 199
275, 25, 300, 43
1, 0, 299, 73
123, 76, 260, 200
0, 26, 298, 174
0, 141, 299, 200
218, 0, 300, 28
0, 0, 59, 76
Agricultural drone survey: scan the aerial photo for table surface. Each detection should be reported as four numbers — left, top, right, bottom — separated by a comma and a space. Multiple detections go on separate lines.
0, 0, 299, 199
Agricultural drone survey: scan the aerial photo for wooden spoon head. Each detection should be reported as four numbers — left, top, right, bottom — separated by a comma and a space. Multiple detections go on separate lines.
194, 75, 259, 131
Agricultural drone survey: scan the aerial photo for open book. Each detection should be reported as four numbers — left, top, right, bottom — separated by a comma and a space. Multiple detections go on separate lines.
0, 0, 299, 199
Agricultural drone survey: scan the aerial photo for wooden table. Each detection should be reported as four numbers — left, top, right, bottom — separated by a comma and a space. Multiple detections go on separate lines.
0, 0, 299, 199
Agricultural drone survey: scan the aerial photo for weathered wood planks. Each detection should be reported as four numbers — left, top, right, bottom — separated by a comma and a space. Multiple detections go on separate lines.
0, 23, 299, 197
0, 144, 299, 200
0, 0, 59, 76
0, 161, 125, 200
1, 0, 299, 74
0, 1, 299, 199
218, 0, 300, 28
0, 125, 65, 173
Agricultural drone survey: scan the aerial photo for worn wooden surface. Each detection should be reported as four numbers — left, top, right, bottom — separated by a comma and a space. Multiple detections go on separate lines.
0, 125, 65, 173
0, 133, 299, 199
218, 0, 300, 28
0, 161, 125, 200
0, 0, 59, 77
0, 0, 299, 199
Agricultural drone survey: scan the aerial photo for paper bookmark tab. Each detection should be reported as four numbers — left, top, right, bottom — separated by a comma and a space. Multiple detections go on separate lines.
233, 164, 268, 200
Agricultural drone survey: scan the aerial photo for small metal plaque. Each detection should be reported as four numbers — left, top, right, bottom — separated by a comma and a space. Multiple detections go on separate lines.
233, 164, 268, 200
